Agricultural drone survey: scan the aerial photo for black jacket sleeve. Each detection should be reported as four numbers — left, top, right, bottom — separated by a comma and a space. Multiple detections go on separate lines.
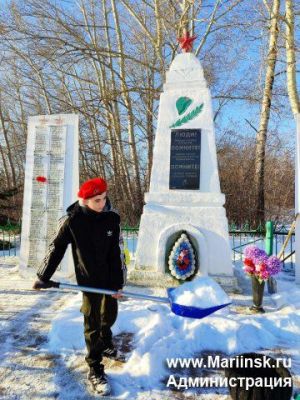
108, 218, 127, 290
37, 216, 72, 282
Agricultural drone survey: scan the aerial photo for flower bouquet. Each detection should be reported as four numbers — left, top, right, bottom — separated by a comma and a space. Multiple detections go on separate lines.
243, 245, 281, 312
243, 245, 281, 283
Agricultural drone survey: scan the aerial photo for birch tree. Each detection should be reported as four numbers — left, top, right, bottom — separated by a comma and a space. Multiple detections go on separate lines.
254, 0, 281, 224
285, 0, 299, 115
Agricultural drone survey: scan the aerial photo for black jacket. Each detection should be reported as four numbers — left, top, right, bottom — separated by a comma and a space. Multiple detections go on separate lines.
37, 199, 126, 290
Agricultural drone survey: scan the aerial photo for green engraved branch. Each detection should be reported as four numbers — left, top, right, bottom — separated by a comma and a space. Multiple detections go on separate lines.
170, 103, 204, 128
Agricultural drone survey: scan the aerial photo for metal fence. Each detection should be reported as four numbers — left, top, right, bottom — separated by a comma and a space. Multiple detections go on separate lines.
121, 226, 139, 261
230, 224, 295, 275
0, 225, 141, 259
0, 224, 296, 276
274, 227, 295, 274
0, 223, 21, 258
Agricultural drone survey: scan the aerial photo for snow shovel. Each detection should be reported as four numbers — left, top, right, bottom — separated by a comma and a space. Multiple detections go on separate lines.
42, 281, 231, 319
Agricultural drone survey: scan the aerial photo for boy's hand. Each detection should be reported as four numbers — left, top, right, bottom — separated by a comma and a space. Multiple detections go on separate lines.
32, 279, 52, 290
111, 290, 123, 299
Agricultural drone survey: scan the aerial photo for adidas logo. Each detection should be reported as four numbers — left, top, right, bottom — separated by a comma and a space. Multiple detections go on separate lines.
107, 231, 113, 237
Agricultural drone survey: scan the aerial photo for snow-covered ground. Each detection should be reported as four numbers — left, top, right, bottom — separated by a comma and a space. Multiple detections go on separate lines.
0, 256, 299, 399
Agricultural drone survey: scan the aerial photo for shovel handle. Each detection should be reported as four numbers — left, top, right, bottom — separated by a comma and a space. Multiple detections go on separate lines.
50, 281, 170, 304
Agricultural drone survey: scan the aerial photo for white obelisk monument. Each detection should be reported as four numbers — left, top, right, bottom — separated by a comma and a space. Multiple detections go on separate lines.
19, 114, 79, 278
132, 35, 235, 288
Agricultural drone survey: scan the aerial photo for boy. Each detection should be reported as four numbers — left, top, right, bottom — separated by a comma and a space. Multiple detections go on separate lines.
33, 177, 126, 396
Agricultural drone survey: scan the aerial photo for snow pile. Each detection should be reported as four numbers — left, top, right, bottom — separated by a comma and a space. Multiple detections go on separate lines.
47, 300, 85, 354
46, 284, 300, 398
272, 287, 300, 310
171, 276, 231, 308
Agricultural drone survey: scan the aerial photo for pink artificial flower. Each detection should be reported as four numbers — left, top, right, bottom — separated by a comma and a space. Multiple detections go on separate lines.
260, 270, 270, 280
260, 263, 267, 272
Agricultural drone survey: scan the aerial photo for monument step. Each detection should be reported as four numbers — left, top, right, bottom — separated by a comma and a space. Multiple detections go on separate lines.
128, 270, 179, 288
128, 270, 240, 293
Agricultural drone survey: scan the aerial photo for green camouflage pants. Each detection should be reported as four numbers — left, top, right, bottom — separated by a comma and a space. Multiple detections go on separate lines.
80, 292, 118, 367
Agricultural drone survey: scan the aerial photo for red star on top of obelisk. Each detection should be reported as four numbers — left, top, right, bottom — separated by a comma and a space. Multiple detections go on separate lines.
178, 31, 197, 53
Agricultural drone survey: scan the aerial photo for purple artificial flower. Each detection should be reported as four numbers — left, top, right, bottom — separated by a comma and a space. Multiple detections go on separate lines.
244, 245, 268, 265
267, 256, 281, 276
244, 245, 263, 260
252, 250, 268, 266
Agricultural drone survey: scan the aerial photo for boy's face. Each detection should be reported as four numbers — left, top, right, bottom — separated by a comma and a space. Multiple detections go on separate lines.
83, 192, 107, 213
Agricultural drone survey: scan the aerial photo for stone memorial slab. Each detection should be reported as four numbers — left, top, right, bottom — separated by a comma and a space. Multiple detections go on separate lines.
169, 129, 201, 190
19, 114, 79, 278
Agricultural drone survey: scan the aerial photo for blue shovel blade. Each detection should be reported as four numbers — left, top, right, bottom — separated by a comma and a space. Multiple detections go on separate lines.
167, 288, 231, 319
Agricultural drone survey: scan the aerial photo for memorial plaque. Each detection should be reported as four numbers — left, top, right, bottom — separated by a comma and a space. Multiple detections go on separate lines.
29, 210, 47, 239
20, 114, 79, 277
169, 129, 201, 189
49, 163, 65, 178
33, 155, 48, 172
46, 218, 60, 241
31, 182, 48, 208
28, 239, 47, 269
34, 126, 49, 153
50, 126, 66, 155
47, 182, 63, 202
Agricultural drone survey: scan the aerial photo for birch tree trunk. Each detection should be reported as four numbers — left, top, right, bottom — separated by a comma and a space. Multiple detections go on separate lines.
111, 0, 143, 214
180, 0, 193, 35
254, 0, 280, 224
102, 0, 134, 208
285, 0, 299, 115
0, 103, 17, 188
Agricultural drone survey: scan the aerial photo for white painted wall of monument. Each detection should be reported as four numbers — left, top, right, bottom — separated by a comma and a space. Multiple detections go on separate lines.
135, 53, 233, 279
19, 114, 79, 278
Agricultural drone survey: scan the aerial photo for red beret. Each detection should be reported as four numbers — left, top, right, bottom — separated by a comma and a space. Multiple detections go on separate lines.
78, 178, 107, 199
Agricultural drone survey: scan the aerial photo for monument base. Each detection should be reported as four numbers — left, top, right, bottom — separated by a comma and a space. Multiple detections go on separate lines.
129, 268, 180, 288
135, 192, 234, 279
128, 268, 240, 294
